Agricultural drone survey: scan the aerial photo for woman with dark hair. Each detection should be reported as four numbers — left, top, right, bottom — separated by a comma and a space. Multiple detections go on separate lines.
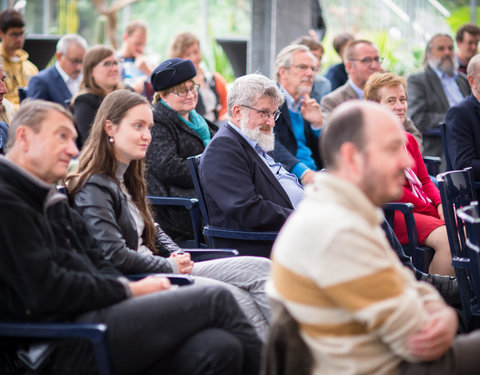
67, 89, 271, 339
71, 45, 122, 147
364, 72, 453, 276
145, 57, 217, 242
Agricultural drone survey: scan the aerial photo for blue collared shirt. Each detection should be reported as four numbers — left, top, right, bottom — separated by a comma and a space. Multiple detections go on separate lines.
430, 66, 464, 107
279, 85, 319, 179
229, 123, 304, 208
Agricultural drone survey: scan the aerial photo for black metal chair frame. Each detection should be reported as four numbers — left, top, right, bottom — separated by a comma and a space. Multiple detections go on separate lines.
187, 154, 277, 248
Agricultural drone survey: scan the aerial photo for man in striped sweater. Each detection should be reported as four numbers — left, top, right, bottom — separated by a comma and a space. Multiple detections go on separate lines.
269, 100, 480, 374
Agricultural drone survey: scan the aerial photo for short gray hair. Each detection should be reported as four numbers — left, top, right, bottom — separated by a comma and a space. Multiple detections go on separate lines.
273, 44, 314, 81
56, 34, 88, 56
467, 54, 480, 76
227, 74, 285, 117
6, 99, 74, 151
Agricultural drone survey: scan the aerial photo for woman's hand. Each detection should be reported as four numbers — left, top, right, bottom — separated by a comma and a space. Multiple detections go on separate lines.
437, 204, 445, 221
170, 252, 194, 274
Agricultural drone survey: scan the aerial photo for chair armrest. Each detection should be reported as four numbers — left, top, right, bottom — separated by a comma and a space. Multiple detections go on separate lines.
126, 273, 194, 286
147, 196, 199, 210
180, 248, 239, 261
0, 322, 107, 340
204, 226, 278, 241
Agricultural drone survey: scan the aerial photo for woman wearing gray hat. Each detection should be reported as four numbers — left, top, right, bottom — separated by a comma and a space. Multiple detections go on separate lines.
145, 57, 218, 242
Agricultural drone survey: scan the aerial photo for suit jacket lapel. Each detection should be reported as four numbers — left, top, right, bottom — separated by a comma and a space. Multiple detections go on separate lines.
224, 124, 294, 208
53, 67, 73, 100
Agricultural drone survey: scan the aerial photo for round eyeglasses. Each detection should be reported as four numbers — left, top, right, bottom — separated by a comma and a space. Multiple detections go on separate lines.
170, 84, 200, 98
240, 105, 281, 121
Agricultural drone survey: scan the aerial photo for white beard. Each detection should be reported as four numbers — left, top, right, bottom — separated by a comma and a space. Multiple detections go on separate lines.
240, 114, 275, 152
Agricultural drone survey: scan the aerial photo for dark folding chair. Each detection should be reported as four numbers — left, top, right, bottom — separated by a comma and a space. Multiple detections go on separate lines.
423, 156, 441, 178
0, 322, 113, 374
187, 154, 278, 249
453, 203, 480, 331
18, 87, 27, 103
383, 202, 434, 273
0, 274, 195, 374
147, 195, 238, 260
439, 122, 453, 171
437, 167, 478, 259
437, 168, 480, 330
147, 195, 202, 248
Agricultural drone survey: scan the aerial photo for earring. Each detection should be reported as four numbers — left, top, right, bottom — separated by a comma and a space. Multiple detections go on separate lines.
109, 137, 114, 143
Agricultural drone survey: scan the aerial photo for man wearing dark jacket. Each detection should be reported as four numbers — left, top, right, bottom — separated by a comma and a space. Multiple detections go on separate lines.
199, 74, 304, 256
0, 99, 261, 374
446, 54, 480, 180
273, 44, 323, 185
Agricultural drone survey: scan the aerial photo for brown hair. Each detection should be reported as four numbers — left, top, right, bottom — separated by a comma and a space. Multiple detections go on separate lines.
73, 45, 121, 100
456, 23, 480, 42
333, 33, 354, 55
321, 101, 366, 169
344, 39, 375, 61
292, 36, 324, 54
0, 9, 24, 33
364, 72, 408, 103
168, 32, 199, 58
66, 90, 157, 251
125, 20, 147, 36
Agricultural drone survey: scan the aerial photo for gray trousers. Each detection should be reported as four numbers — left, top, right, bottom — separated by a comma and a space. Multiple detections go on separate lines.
192, 256, 271, 341
398, 330, 480, 375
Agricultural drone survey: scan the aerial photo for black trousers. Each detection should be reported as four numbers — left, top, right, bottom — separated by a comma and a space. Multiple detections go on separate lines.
50, 284, 262, 375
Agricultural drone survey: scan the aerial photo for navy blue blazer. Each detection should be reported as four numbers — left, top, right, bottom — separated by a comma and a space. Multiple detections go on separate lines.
27, 66, 72, 106
199, 124, 294, 256
445, 94, 480, 179
272, 101, 322, 173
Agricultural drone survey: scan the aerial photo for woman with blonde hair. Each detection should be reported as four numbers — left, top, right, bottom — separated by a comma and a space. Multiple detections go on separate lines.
365, 72, 453, 275
72, 45, 122, 147
67, 89, 272, 339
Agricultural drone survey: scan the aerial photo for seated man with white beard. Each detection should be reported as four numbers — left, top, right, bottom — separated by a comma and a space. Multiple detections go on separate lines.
199, 74, 304, 257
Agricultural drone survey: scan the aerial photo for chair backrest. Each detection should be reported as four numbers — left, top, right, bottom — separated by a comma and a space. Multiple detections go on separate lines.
454, 203, 480, 331
18, 87, 27, 103
187, 154, 211, 227
437, 167, 478, 258
439, 122, 453, 171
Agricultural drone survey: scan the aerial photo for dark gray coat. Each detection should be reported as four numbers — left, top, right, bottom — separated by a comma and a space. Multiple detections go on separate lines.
145, 101, 217, 240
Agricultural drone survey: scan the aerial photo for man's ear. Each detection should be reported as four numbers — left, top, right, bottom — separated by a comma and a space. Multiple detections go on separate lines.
15, 125, 31, 152
345, 60, 353, 74
339, 141, 362, 174
231, 105, 243, 122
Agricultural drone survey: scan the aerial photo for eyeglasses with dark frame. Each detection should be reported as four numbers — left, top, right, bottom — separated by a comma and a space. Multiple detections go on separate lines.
291, 64, 316, 72
240, 105, 281, 121
66, 57, 83, 66
170, 84, 200, 98
349, 56, 383, 65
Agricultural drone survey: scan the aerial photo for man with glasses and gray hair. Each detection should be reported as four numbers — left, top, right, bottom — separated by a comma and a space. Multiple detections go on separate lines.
199, 73, 304, 257
321, 40, 383, 123
273, 44, 323, 185
27, 34, 87, 106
